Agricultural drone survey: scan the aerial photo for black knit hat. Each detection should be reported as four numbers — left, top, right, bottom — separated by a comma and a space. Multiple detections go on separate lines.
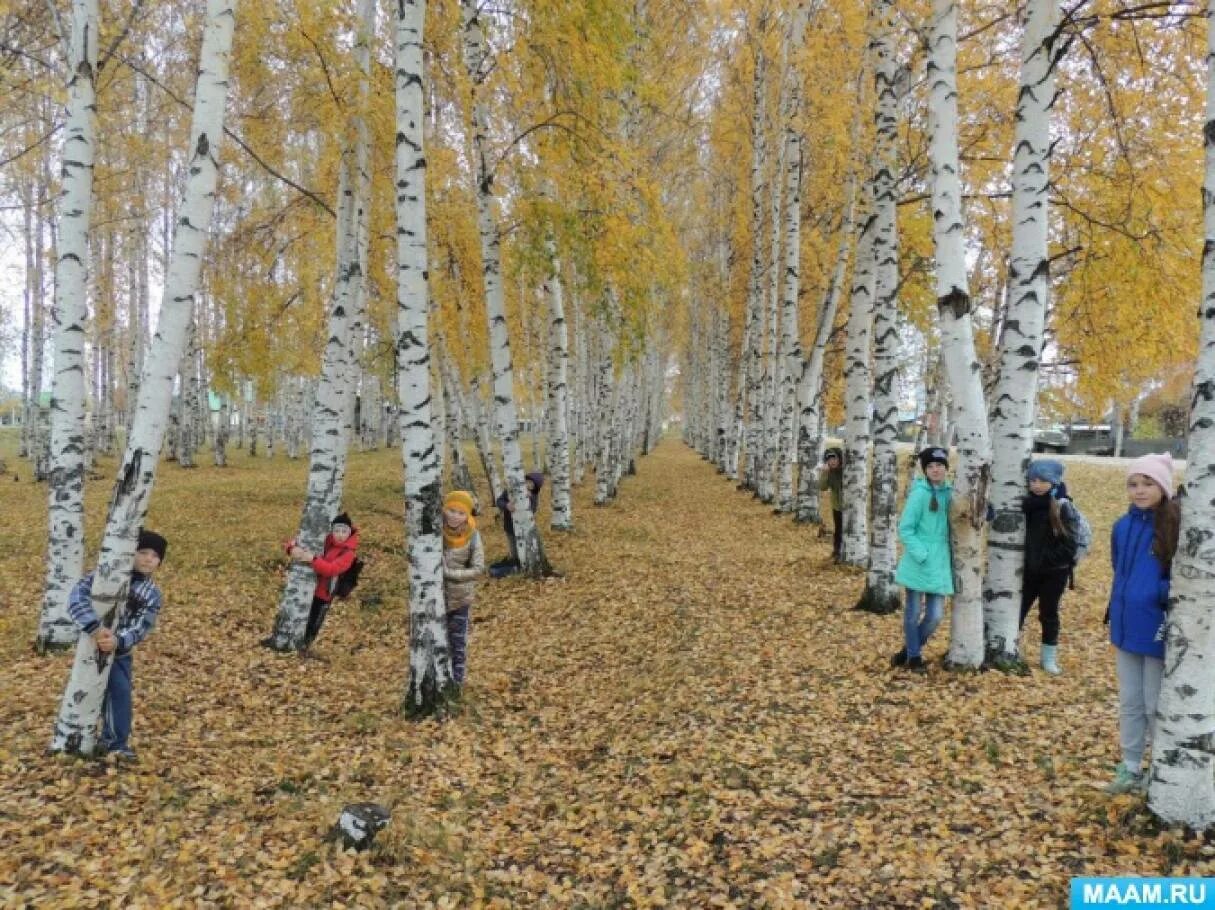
332, 512, 353, 529
918, 447, 949, 472
136, 528, 168, 562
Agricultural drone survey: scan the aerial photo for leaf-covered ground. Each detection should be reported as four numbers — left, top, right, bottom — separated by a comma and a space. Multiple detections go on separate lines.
0, 434, 1209, 907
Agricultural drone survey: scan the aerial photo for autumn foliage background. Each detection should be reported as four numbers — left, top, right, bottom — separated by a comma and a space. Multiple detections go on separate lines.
0, 427, 1205, 908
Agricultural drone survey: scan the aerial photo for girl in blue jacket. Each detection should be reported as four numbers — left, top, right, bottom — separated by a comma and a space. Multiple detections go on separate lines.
1106, 452, 1181, 794
891, 447, 954, 673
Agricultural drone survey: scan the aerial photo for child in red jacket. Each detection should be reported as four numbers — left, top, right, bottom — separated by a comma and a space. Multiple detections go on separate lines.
287, 512, 359, 651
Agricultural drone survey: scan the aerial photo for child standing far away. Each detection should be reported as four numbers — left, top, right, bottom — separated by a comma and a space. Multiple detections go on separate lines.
1106, 453, 1180, 795
891, 447, 954, 673
67, 529, 167, 761
819, 448, 845, 562
442, 491, 485, 687
492, 472, 544, 574
286, 512, 359, 653
1020, 459, 1090, 675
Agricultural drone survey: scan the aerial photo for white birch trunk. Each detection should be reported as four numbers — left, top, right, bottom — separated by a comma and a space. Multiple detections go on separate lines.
1146, 4, 1215, 826
643, 345, 663, 455
929, 0, 993, 669
461, 0, 548, 573
262, 398, 275, 459
349, 0, 374, 455
714, 305, 733, 473
213, 395, 229, 466
794, 193, 856, 524
19, 185, 37, 460
742, 42, 768, 492
468, 374, 503, 505
266, 153, 358, 650
437, 350, 474, 493
570, 291, 588, 485
22, 181, 48, 463
774, 1, 811, 513
362, 373, 382, 450
232, 393, 243, 450
860, 0, 902, 614
177, 309, 199, 468
841, 209, 876, 566
247, 397, 259, 456
544, 234, 573, 530
50, 0, 237, 754
759, 32, 788, 506
396, 0, 453, 713
38, 0, 99, 653
286, 377, 307, 460
594, 316, 618, 505
983, 0, 1059, 663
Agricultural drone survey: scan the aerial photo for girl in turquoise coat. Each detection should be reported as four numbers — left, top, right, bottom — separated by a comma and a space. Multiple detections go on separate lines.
891, 447, 954, 672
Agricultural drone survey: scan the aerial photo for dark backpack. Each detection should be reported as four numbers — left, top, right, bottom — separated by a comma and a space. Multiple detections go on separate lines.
333, 557, 364, 599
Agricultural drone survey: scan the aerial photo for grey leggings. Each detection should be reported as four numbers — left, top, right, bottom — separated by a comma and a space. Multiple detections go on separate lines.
1116, 647, 1164, 770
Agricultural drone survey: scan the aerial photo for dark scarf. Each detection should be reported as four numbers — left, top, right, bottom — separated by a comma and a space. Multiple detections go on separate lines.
1023, 492, 1053, 516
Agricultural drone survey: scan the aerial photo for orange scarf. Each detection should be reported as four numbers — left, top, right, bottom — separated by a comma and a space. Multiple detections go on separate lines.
443, 515, 476, 551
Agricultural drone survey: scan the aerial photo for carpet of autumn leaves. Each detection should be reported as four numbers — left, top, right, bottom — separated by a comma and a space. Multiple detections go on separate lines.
0, 429, 1210, 908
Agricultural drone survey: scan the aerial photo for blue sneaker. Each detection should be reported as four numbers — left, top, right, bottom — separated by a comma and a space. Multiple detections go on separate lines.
1105, 762, 1141, 794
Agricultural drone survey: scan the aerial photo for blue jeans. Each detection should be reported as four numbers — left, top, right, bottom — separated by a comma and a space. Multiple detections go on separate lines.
903, 590, 945, 660
102, 654, 133, 752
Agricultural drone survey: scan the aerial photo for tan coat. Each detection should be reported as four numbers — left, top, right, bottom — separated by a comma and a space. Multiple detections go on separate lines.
443, 531, 485, 612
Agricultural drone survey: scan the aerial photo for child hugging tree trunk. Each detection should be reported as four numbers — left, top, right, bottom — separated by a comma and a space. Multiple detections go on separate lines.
285, 512, 360, 654
442, 491, 485, 687
492, 472, 543, 575
66, 529, 167, 761
819, 447, 844, 562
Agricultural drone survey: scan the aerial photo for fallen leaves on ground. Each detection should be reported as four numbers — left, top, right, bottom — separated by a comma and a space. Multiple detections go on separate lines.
0, 436, 1207, 908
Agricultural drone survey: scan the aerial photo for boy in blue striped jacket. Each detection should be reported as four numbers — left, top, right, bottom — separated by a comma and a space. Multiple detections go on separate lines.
67, 529, 167, 761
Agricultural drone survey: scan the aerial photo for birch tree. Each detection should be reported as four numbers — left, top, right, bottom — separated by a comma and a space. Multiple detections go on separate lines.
544, 234, 573, 531
349, 0, 375, 456
264, 151, 359, 651
37, 0, 99, 653
774, 1, 811, 515
1146, 3, 1215, 827
758, 28, 787, 506
794, 190, 855, 525
858, 0, 901, 614
20, 175, 48, 465
840, 208, 876, 566
460, 0, 550, 575
927, 0, 993, 670
396, 0, 453, 715
741, 34, 769, 494
50, 0, 238, 755
982, 0, 1061, 665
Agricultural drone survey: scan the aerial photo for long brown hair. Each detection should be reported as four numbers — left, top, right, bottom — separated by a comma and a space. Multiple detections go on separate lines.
1153, 495, 1181, 570
1047, 497, 1069, 538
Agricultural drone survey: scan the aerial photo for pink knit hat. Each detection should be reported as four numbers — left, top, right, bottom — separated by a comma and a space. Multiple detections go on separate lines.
1126, 452, 1175, 500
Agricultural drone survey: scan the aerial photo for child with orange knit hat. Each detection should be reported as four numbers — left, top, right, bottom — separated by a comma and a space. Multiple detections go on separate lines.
442, 491, 485, 686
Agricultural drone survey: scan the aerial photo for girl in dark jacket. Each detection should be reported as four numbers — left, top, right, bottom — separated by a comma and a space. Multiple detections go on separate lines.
493, 472, 544, 572
1019, 460, 1085, 675
819, 448, 844, 562
1105, 454, 1180, 794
